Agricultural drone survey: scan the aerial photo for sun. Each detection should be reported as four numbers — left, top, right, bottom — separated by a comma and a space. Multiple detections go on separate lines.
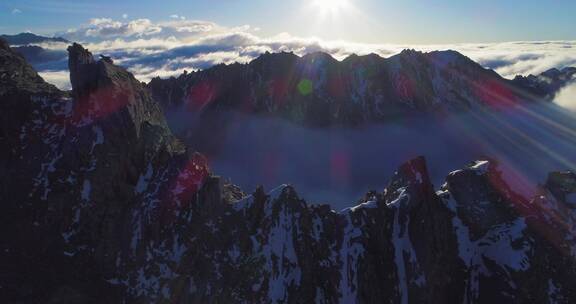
311, 0, 351, 17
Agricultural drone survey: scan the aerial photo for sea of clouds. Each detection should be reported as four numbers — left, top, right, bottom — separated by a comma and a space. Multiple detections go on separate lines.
171, 103, 576, 209
555, 83, 576, 111
27, 17, 576, 91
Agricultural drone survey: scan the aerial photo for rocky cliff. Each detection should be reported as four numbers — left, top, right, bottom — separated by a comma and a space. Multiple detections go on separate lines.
1, 40, 576, 303
0, 40, 209, 302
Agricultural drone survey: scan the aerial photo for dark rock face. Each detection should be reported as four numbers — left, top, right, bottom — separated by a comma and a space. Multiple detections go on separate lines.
546, 171, 576, 208
148, 49, 548, 127
95, 156, 576, 303
1, 40, 576, 303
0, 40, 209, 302
0, 38, 60, 96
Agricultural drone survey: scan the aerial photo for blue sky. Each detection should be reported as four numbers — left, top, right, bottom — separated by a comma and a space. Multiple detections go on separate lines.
1, 0, 575, 44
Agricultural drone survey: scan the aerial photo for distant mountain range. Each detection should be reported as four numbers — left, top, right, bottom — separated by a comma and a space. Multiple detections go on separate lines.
149, 49, 575, 126
1, 37, 576, 303
0, 32, 69, 45
1, 33, 69, 73
513, 67, 576, 100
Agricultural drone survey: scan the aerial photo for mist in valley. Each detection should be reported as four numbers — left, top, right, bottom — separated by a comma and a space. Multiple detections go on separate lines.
167, 102, 576, 210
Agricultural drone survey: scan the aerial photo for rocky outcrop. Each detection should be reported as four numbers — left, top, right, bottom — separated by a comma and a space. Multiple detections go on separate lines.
546, 171, 576, 208
0, 41, 210, 302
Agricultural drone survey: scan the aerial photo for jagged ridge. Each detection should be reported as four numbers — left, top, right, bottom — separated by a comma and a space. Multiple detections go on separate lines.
148, 49, 549, 127
106, 156, 576, 303
512, 67, 576, 100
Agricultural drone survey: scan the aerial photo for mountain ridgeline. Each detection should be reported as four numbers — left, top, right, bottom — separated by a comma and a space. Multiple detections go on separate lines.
0, 33, 69, 45
148, 49, 572, 126
1, 39, 576, 303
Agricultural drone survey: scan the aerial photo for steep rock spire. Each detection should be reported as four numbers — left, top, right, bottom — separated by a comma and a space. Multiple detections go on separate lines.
67, 43, 97, 99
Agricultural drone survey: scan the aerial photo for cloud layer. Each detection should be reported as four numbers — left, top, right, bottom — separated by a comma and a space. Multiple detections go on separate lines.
26, 17, 575, 92
555, 82, 576, 111
171, 103, 576, 208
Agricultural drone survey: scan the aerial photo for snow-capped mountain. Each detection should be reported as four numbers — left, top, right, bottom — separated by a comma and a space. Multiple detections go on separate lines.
1, 39, 576, 303
148, 49, 568, 127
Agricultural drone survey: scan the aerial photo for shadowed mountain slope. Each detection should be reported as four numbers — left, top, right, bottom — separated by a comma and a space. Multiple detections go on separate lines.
148, 49, 566, 127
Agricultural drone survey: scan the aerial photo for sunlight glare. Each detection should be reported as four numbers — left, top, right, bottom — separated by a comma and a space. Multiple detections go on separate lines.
311, 0, 351, 17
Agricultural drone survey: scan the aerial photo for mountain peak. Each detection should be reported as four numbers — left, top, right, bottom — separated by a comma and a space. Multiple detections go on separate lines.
301, 51, 338, 63
250, 50, 299, 67
512, 66, 576, 99
385, 156, 435, 203
399, 48, 423, 56
67, 43, 135, 98
67, 43, 94, 63
393, 48, 472, 67
342, 53, 383, 67
67, 42, 171, 138
67, 43, 97, 98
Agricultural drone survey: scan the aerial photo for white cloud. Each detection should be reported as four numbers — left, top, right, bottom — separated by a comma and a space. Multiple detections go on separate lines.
11, 8, 22, 14
77, 18, 163, 39
448, 41, 576, 78
122, 14, 128, 19
39, 70, 71, 90
555, 82, 576, 111
61, 18, 223, 42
